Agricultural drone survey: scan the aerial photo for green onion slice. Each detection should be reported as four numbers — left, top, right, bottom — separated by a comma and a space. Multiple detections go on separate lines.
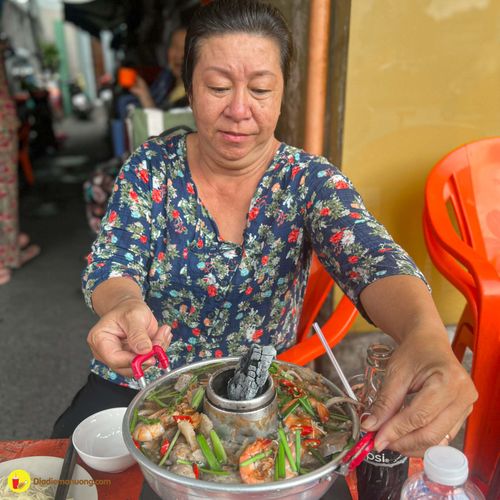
197, 433, 221, 471
239, 448, 273, 467
191, 387, 205, 410
278, 427, 297, 472
210, 429, 227, 464
130, 408, 139, 433
278, 440, 286, 479
295, 430, 301, 472
159, 428, 180, 466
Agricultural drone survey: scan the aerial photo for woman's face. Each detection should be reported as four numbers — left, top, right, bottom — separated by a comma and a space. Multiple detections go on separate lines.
190, 33, 284, 163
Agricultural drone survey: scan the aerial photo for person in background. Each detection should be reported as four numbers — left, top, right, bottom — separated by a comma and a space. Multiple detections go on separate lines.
116, 26, 188, 119
0, 34, 39, 285
53, 0, 476, 463
129, 26, 188, 110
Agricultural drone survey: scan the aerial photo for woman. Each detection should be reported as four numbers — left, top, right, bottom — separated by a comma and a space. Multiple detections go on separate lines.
128, 26, 189, 110
0, 35, 40, 285
53, 0, 476, 459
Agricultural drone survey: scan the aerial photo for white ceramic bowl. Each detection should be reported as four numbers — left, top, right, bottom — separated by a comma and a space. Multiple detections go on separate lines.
73, 407, 135, 473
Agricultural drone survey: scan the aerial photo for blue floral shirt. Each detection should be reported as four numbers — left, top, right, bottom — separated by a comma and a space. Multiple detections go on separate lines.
82, 134, 426, 388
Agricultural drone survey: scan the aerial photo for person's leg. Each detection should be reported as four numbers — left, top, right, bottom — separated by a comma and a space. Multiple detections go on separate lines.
51, 373, 139, 438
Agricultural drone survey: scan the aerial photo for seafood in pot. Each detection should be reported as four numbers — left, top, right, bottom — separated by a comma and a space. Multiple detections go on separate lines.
131, 354, 356, 484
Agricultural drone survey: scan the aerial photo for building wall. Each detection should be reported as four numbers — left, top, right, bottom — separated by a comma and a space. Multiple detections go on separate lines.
341, 0, 500, 331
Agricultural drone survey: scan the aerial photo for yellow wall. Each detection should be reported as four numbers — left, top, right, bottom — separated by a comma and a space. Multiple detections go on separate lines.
342, 0, 500, 331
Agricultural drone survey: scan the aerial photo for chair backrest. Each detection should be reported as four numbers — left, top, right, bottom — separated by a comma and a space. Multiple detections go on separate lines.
296, 253, 335, 342
424, 138, 500, 314
425, 138, 500, 275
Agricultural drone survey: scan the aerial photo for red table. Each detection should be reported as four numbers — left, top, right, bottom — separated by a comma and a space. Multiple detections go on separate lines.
0, 439, 143, 499
0, 439, 422, 499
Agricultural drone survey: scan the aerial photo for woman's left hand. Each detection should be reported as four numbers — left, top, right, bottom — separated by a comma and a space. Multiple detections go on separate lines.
361, 333, 478, 456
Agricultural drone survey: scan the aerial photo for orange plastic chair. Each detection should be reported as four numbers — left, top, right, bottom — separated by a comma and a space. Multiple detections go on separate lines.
278, 253, 358, 366
423, 137, 500, 495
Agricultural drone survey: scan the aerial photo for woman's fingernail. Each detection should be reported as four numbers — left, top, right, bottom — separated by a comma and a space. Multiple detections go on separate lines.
361, 415, 378, 430
137, 341, 150, 352
375, 440, 389, 452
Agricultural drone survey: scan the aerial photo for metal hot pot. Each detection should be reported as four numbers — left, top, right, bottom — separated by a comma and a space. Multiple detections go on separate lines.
123, 357, 360, 500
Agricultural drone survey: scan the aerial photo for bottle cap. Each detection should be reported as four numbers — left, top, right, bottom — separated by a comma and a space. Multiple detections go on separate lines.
424, 446, 469, 486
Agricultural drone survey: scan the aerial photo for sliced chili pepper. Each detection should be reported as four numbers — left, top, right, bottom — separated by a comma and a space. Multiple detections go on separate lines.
289, 424, 314, 437
160, 438, 170, 456
173, 415, 193, 423
133, 439, 141, 449
304, 438, 321, 448
279, 379, 304, 397
192, 463, 200, 479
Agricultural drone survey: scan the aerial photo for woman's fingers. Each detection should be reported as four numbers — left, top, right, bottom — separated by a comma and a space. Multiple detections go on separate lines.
373, 378, 453, 451
88, 301, 173, 376
125, 315, 153, 354
89, 330, 136, 376
387, 406, 472, 456
152, 324, 172, 351
361, 361, 411, 433
371, 357, 476, 453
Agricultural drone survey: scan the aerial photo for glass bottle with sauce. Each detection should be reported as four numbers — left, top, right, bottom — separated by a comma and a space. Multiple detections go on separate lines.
356, 343, 409, 500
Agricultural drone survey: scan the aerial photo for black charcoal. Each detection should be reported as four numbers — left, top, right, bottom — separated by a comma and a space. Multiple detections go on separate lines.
227, 344, 276, 400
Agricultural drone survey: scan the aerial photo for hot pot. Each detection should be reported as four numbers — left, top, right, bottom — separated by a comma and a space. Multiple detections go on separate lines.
123, 357, 360, 500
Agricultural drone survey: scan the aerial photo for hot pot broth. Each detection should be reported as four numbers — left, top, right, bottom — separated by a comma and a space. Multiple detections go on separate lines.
131, 361, 355, 484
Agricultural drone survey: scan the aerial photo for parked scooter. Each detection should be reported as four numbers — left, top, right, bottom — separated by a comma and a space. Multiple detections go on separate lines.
70, 80, 93, 120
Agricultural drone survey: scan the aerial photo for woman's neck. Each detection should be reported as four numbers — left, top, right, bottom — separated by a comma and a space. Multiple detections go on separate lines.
187, 133, 279, 187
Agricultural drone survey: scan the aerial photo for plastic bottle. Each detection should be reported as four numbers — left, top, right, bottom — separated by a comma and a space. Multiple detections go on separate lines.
356, 343, 409, 500
401, 445, 485, 499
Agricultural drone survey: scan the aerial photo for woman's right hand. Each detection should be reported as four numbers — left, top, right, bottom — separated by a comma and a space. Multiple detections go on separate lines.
129, 75, 155, 108
87, 297, 172, 377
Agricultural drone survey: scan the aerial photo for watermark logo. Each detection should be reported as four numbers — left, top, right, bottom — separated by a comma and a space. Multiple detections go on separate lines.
7, 469, 31, 493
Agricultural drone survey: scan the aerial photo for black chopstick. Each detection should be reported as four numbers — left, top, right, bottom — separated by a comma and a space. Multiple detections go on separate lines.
54, 438, 77, 500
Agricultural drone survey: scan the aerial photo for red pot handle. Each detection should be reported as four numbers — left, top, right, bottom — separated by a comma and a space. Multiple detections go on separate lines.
132, 345, 169, 389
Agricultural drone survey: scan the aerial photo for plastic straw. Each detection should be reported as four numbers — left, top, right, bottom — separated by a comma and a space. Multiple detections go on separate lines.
312, 322, 358, 401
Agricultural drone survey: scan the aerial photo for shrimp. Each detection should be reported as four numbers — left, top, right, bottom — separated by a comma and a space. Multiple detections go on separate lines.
239, 438, 276, 484
283, 414, 324, 439
133, 422, 165, 442
310, 397, 330, 423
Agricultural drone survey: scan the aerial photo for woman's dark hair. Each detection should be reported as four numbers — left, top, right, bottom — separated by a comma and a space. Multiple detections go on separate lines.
182, 0, 294, 95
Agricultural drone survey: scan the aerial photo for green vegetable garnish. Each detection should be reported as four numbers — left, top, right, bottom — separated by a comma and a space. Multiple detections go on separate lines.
159, 428, 180, 466
309, 447, 326, 465
210, 429, 227, 464
198, 467, 231, 476
278, 427, 297, 473
138, 415, 161, 425
191, 387, 205, 410
281, 399, 300, 419
277, 441, 286, 479
295, 430, 301, 472
239, 448, 273, 467
130, 408, 139, 433
298, 396, 316, 419
197, 434, 221, 471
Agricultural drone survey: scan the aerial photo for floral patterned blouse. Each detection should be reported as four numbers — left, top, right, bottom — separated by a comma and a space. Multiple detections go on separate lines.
82, 133, 426, 389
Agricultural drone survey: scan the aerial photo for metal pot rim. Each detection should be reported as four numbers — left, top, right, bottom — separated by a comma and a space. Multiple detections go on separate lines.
123, 357, 360, 493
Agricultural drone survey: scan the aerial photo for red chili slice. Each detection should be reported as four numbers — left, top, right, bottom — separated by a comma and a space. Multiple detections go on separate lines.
192, 463, 200, 479
300, 425, 314, 436
304, 438, 321, 448
173, 415, 193, 423
279, 379, 303, 397
133, 439, 141, 449
160, 438, 170, 456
